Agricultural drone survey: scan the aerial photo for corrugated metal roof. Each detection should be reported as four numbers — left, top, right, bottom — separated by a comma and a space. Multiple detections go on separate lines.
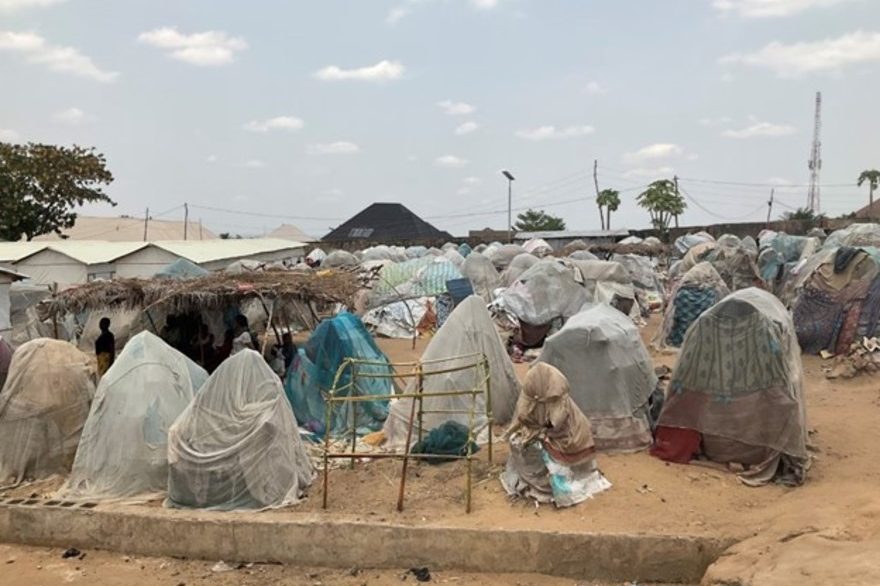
0, 266, 29, 280
514, 229, 631, 240
0, 242, 48, 262
151, 238, 305, 264
17, 241, 151, 265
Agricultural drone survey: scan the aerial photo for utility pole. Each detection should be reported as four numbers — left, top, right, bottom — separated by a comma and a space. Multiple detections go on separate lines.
502, 170, 515, 243
143, 207, 149, 241
807, 91, 822, 213
766, 188, 775, 227
673, 175, 681, 229
594, 159, 605, 230
183, 203, 189, 241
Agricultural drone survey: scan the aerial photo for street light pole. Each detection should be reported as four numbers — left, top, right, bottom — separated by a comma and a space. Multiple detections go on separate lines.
502, 170, 515, 243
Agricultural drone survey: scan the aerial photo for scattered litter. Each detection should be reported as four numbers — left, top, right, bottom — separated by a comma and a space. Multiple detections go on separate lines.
408, 567, 432, 582
211, 561, 234, 573
61, 548, 81, 559
824, 337, 880, 379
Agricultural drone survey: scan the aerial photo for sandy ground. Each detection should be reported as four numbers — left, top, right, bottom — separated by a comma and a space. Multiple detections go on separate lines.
0, 543, 632, 586
3, 314, 880, 584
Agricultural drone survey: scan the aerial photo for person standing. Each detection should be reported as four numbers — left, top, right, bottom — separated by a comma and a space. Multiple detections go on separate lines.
95, 317, 116, 376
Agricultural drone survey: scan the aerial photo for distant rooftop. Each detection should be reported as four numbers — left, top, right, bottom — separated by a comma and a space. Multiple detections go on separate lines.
514, 228, 631, 240
32, 215, 217, 242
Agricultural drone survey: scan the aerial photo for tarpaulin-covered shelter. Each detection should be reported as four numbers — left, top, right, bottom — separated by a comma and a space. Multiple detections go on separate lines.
655, 262, 730, 349
500, 253, 539, 288
757, 232, 820, 293
0, 336, 11, 390
790, 247, 880, 355
538, 304, 657, 452
824, 223, 880, 249
154, 258, 209, 280
0, 339, 95, 485
674, 232, 715, 257
285, 312, 392, 436
383, 296, 520, 448
460, 252, 502, 301
566, 259, 639, 318
0, 267, 28, 336
167, 350, 313, 510
488, 244, 526, 271
610, 253, 664, 311
322, 250, 359, 268
501, 363, 611, 507
366, 258, 462, 309
680, 237, 761, 292
61, 332, 208, 500
499, 260, 589, 327
652, 288, 809, 486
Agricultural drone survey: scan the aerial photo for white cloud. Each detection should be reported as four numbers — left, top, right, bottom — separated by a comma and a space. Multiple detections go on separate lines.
624, 166, 676, 179
722, 121, 797, 138
406, 154, 418, 162
768, 176, 796, 185
243, 159, 266, 168
307, 141, 361, 155
720, 72, 736, 83
434, 155, 469, 168
457, 187, 472, 195
242, 116, 304, 133
721, 31, 880, 77
713, 0, 855, 18
454, 121, 479, 135
138, 27, 247, 66
205, 154, 218, 163
53, 107, 86, 125
463, 176, 482, 185
623, 143, 684, 163
0, 0, 64, 11
386, 6, 411, 24
437, 99, 475, 115
516, 125, 595, 141
699, 116, 733, 127
584, 81, 606, 95
315, 59, 404, 82
0, 128, 20, 141
471, 0, 499, 8
0, 31, 117, 82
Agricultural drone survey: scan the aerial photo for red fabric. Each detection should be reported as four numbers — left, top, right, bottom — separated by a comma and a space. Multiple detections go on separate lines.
835, 303, 862, 355
650, 426, 701, 464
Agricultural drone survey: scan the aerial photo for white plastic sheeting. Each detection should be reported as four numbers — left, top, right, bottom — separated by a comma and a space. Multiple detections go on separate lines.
0, 339, 95, 485
488, 244, 526, 271
323, 250, 359, 268
363, 298, 431, 339
500, 260, 589, 325
383, 296, 520, 448
538, 304, 657, 453
167, 350, 313, 510
0, 283, 9, 333
460, 252, 502, 302
521, 238, 553, 257
61, 332, 208, 501
501, 253, 539, 288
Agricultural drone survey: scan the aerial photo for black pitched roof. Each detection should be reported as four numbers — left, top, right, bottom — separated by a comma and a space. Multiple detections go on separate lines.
323, 203, 453, 242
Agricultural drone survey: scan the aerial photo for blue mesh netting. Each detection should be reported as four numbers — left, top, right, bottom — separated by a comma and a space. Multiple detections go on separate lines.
154, 259, 209, 280
458, 243, 473, 258
667, 286, 718, 347
284, 313, 392, 437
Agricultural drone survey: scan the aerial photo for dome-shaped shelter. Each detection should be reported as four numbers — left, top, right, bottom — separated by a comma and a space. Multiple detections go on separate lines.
383, 296, 520, 448
655, 262, 729, 349
167, 350, 313, 510
790, 246, 880, 355
0, 339, 95, 485
500, 260, 589, 327
538, 304, 657, 452
500, 253, 539, 288
460, 252, 501, 301
652, 288, 809, 486
488, 244, 526, 271
61, 332, 208, 500
285, 313, 392, 436
323, 250, 359, 268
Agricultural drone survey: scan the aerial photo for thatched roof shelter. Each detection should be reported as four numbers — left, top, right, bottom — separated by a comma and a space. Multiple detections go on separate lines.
39, 270, 360, 330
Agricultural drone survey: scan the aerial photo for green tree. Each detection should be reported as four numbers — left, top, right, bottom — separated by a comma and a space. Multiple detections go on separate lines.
0, 142, 115, 241
596, 188, 621, 230
858, 169, 880, 221
636, 179, 685, 232
780, 206, 826, 228
514, 209, 566, 232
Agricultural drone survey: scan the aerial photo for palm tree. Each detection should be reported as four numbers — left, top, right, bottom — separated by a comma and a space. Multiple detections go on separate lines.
637, 179, 686, 233
596, 189, 621, 230
858, 170, 880, 221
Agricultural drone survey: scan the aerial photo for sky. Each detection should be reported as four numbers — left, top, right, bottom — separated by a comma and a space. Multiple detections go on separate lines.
2, 0, 880, 239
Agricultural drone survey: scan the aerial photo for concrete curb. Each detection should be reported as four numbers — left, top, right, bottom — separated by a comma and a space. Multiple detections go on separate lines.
0, 501, 735, 582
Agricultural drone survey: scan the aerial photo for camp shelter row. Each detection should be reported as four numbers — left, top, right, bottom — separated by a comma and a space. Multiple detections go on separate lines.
0, 238, 307, 288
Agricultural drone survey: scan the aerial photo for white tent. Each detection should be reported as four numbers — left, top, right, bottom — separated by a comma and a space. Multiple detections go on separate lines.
384, 296, 520, 448
61, 332, 208, 501
167, 350, 313, 510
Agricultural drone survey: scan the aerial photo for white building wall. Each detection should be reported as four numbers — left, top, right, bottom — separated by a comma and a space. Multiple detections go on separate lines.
13, 250, 87, 288
115, 246, 180, 279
